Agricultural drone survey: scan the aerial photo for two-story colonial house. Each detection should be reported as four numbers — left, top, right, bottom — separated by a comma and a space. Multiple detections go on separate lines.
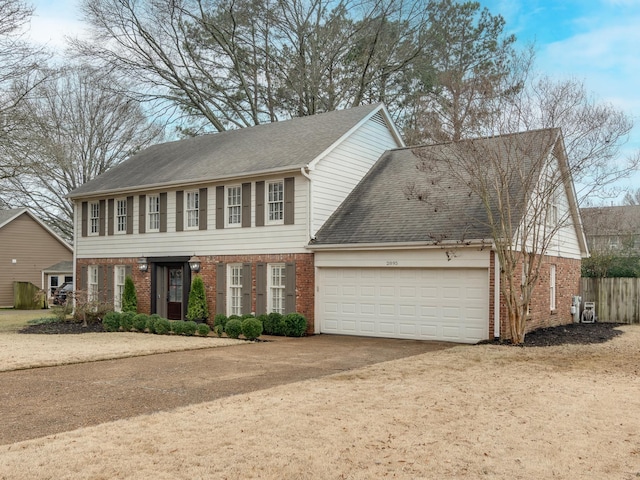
69, 105, 588, 343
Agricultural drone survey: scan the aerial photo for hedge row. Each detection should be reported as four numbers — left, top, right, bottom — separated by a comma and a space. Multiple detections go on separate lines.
211, 312, 307, 338
103, 312, 210, 337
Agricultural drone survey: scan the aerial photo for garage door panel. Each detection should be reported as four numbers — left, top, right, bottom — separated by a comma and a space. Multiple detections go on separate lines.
319, 267, 489, 344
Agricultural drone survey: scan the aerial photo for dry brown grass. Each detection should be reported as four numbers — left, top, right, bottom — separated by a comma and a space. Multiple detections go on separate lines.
1, 325, 639, 479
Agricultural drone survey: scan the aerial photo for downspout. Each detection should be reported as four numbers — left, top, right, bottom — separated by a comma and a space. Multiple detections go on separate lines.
494, 249, 501, 339
72, 200, 78, 316
301, 166, 315, 240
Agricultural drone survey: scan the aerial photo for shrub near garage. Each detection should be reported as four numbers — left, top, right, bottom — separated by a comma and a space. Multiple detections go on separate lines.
283, 313, 307, 337
241, 317, 263, 340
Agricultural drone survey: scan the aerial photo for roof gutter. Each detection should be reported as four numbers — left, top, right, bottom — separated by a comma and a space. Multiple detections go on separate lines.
307, 239, 492, 251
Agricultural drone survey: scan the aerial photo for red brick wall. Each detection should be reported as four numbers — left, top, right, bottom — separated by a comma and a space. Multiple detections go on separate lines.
77, 253, 316, 332
497, 254, 582, 339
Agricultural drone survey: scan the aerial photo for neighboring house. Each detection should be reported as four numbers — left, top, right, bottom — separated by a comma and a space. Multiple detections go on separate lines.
68, 104, 404, 320
310, 129, 588, 343
68, 105, 588, 343
0, 209, 73, 307
42, 260, 74, 300
580, 205, 640, 254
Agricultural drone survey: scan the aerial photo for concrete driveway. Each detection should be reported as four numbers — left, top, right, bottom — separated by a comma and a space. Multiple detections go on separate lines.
0, 334, 455, 445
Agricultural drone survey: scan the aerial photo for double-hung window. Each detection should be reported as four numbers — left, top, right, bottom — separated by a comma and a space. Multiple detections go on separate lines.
114, 266, 126, 312
227, 186, 242, 226
267, 181, 284, 223
550, 264, 556, 311
89, 202, 100, 235
116, 199, 127, 233
228, 264, 243, 316
88, 266, 99, 301
148, 195, 160, 232
186, 190, 199, 229
268, 264, 286, 314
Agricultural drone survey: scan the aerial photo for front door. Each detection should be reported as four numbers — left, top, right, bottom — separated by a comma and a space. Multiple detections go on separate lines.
167, 267, 183, 320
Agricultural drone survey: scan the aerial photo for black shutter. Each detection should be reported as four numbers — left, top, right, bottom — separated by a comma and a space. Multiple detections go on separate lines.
106, 265, 114, 303
284, 177, 295, 225
81, 202, 88, 237
242, 263, 252, 314
160, 193, 167, 232
242, 182, 251, 228
99, 199, 106, 236
126, 196, 134, 234
199, 187, 208, 230
107, 199, 114, 236
139, 195, 146, 234
80, 265, 88, 291
285, 262, 296, 313
256, 262, 266, 314
255, 181, 265, 227
216, 186, 224, 229
176, 190, 184, 232
216, 263, 226, 314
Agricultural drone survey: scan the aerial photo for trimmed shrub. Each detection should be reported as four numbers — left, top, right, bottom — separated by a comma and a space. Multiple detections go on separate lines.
213, 324, 224, 337
196, 323, 210, 336
103, 311, 121, 332
228, 314, 242, 321
146, 315, 160, 334
225, 318, 242, 339
155, 318, 171, 335
170, 320, 186, 335
242, 317, 263, 341
241, 313, 255, 319
214, 313, 228, 330
183, 321, 197, 336
263, 312, 285, 336
132, 314, 149, 332
283, 313, 307, 337
121, 275, 138, 313
186, 276, 209, 322
119, 312, 135, 332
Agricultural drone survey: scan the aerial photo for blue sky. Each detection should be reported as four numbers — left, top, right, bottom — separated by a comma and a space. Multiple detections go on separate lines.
27, 0, 640, 197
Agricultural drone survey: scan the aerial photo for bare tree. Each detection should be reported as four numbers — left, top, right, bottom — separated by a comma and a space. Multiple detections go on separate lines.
623, 188, 640, 206
0, 65, 164, 239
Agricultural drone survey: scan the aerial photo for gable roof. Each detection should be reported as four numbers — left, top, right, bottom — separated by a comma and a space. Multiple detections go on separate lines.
312, 128, 584, 247
0, 208, 73, 252
580, 205, 640, 237
68, 104, 402, 199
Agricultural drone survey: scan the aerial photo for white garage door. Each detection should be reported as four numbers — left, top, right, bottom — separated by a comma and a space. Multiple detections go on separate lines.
318, 268, 489, 343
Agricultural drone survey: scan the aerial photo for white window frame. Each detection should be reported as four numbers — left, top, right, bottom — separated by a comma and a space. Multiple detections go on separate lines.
226, 185, 242, 227
268, 263, 286, 314
267, 180, 284, 224
88, 265, 99, 301
89, 202, 100, 236
549, 264, 556, 311
227, 263, 243, 316
186, 190, 199, 229
116, 198, 127, 234
148, 194, 160, 232
114, 266, 126, 312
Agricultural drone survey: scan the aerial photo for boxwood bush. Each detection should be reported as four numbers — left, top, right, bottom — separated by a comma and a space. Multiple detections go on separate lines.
241, 317, 263, 340
103, 311, 121, 332
225, 318, 243, 339
119, 312, 135, 332
146, 315, 159, 334
132, 314, 149, 332
263, 312, 283, 336
170, 320, 186, 335
196, 323, 210, 336
213, 324, 224, 337
283, 313, 307, 337
183, 321, 197, 336
154, 318, 171, 335
213, 313, 228, 330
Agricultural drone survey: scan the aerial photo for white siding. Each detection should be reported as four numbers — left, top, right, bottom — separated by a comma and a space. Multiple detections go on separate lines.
75, 174, 310, 259
310, 115, 401, 235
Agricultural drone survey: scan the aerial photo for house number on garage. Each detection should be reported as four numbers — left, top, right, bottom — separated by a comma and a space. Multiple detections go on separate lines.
385, 261, 399, 266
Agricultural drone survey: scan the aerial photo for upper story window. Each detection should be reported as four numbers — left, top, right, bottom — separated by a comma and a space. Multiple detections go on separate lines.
89, 202, 100, 235
267, 181, 284, 223
148, 195, 160, 232
186, 190, 199, 229
227, 185, 242, 226
116, 199, 127, 233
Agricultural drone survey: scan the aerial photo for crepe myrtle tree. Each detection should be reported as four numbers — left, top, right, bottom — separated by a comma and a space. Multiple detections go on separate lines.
408, 76, 638, 344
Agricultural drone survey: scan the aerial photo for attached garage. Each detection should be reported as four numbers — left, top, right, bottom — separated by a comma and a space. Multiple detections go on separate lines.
317, 266, 489, 343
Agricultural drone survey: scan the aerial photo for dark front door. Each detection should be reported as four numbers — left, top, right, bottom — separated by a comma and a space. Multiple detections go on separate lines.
167, 267, 183, 320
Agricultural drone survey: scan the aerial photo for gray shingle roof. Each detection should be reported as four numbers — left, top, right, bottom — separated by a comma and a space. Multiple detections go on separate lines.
0, 208, 26, 228
580, 205, 640, 237
69, 104, 383, 198
312, 129, 560, 245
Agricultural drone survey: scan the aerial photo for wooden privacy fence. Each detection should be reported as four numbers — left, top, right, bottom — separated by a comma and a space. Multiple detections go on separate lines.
581, 278, 640, 324
13, 281, 47, 310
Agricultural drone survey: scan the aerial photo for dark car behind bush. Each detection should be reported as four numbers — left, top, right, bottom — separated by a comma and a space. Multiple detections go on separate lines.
53, 282, 73, 305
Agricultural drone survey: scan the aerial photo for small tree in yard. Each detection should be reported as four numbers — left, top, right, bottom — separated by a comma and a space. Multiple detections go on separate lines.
186, 275, 208, 322
121, 275, 137, 313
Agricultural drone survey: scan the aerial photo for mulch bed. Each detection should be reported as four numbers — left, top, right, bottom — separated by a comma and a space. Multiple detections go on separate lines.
18, 320, 627, 346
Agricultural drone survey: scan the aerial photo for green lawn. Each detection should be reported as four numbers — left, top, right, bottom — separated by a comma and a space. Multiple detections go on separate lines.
0, 309, 56, 333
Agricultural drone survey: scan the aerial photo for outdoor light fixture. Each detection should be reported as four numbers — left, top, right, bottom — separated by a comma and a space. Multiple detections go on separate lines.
189, 255, 202, 273
137, 257, 148, 272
